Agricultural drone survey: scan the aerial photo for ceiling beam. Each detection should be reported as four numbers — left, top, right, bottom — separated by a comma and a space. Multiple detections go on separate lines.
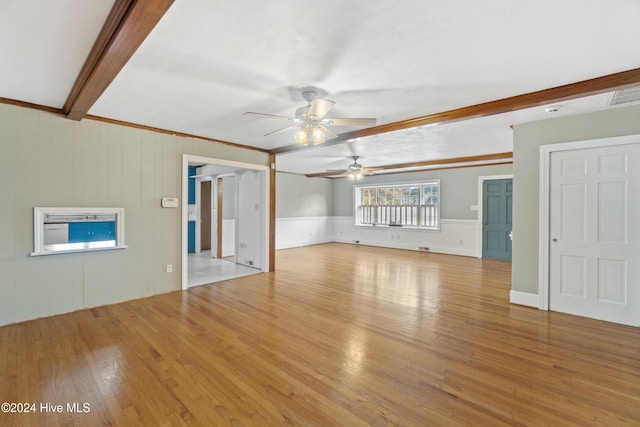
304, 152, 513, 178
368, 161, 514, 177
271, 67, 640, 155
64, 0, 174, 121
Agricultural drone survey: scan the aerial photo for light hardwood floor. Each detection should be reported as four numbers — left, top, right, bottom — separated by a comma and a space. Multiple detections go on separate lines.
1, 243, 639, 426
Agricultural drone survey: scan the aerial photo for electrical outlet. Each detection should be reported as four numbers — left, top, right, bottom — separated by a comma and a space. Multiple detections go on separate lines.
419, 246, 430, 251
166, 264, 172, 273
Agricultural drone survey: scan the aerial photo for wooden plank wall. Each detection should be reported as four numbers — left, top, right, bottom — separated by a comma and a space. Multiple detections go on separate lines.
0, 104, 267, 326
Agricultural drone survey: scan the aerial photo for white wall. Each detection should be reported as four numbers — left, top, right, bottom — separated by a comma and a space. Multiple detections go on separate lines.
222, 219, 235, 257
0, 104, 267, 327
221, 176, 236, 257
276, 217, 334, 249
235, 170, 265, 268
222, 176, 236, 220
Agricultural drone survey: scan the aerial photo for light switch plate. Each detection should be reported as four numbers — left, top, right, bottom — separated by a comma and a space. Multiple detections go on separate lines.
161, 197, 179, 208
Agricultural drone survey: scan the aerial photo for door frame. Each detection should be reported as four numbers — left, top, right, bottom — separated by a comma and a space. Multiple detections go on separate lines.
199, 180, 212, 252
212, 173, 236, 261
538, 134, 640, 310
181, 154, 270, 290
216, 176, 223, 259
476, 174, 513, 258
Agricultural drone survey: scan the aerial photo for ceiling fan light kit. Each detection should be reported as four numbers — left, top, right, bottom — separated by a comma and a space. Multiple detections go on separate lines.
244, 90, 376, 146
294, 124, 327, 145
328, 155, 366, 180
312, 126, 326, 144
294, 127, 308, 144
347, 171, 363, 181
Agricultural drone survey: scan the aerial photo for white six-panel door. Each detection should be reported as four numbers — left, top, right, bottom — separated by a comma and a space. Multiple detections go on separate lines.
549, 143, 640, 326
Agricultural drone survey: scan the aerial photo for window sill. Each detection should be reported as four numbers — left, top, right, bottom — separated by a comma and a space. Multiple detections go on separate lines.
355, 224, 441, 232
30, 244, 128, 257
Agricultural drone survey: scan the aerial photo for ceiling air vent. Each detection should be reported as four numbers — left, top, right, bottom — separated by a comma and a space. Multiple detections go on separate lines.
608, 86, 640, 106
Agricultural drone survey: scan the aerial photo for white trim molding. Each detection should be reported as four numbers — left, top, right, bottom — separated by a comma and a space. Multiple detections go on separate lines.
31, 207, 127, 256
509, 290, 539, 308
538, 134, 640, 310
182, 154, 270, 290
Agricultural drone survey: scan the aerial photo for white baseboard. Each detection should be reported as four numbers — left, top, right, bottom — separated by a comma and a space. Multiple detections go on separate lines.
332, 238, 476, 257
509, 290, 539, 308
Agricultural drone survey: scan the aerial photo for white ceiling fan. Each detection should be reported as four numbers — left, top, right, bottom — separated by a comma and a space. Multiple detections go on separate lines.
244, 91, 376, 145
327, 155, 375, 180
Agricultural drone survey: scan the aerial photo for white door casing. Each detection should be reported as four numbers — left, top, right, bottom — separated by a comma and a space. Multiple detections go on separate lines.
181, 154, 270, 290
540, 136, 640, 326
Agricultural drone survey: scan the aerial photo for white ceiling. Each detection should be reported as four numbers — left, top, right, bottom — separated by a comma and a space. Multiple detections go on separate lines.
2, 0, 640, 175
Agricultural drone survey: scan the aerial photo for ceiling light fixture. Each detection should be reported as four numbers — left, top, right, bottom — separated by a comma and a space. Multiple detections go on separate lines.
295, 127, 308, 144
347, 170, 363, 181
312, 126, 326, 144
295, 124, 326, 145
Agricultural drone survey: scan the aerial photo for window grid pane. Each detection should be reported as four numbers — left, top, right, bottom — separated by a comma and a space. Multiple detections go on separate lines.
356, 182, 439, 229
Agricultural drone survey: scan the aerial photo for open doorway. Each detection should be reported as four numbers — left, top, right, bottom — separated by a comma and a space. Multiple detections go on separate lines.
181, 155, 270, 290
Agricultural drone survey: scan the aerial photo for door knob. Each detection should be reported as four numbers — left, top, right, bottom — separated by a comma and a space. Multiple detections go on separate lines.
552, 238, 558, 242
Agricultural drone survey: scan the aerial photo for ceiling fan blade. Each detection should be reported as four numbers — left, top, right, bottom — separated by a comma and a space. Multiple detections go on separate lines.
306, 98, 335, 119
360, 166, 385, 173
326, 169, 348, 172
316, 125, 337, 139
327, 118, 377, 126
244, 112, 293, 121
264, 125, 298, 136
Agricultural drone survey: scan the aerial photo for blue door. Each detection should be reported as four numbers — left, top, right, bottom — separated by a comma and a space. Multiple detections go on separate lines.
482, 179, 512, 260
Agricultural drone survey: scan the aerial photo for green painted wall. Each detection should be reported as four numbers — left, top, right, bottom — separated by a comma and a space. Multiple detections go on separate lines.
276, 172, 334, 218
511, 104, 640, 295
0, 104, 267, 326
332, 163, 514, 219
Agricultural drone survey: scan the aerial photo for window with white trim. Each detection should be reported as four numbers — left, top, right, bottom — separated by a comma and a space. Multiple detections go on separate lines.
355, 181, 440, 229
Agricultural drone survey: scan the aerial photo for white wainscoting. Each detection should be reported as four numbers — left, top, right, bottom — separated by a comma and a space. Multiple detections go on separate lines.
332, 217, 479, 257
275, 216, 480, 257
275, 217, 334, 249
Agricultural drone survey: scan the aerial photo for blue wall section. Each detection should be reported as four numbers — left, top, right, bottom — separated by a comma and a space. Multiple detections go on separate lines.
188, 167, 196, 253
